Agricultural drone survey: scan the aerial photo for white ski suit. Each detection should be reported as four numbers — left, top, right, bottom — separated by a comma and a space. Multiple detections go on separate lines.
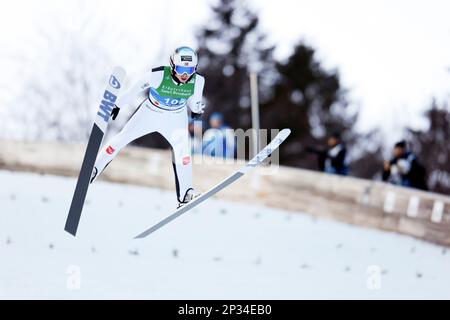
93, 66, 205, 202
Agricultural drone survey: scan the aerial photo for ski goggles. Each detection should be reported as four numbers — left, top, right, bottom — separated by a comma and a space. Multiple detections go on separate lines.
174, 65, 197, 75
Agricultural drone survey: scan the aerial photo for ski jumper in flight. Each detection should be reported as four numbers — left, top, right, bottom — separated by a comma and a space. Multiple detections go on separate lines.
91, 46, 206, 206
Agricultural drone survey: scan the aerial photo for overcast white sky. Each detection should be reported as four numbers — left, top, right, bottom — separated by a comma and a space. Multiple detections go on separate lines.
1, 0, 449, 142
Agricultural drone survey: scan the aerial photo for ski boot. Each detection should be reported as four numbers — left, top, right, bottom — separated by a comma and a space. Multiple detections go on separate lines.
177, 188, 201, 209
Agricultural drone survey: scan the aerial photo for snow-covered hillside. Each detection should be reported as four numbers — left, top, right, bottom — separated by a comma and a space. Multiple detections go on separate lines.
0, 170, 449, 299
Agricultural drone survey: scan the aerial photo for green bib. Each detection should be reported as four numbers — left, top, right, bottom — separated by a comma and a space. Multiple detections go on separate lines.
149, 66, 196, 111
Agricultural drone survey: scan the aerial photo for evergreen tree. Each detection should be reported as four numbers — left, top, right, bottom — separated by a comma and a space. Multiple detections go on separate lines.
406, 99, 450, 194
196, 0, 275, 129
262, 42, 362, 170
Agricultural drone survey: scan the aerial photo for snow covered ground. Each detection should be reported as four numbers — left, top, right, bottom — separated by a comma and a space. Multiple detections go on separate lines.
0, 170, 449, 300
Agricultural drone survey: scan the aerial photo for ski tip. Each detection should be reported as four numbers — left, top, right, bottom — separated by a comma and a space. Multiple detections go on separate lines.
281, 128, 292, 136
112, 66, 127, 84
112, 66, 126, 76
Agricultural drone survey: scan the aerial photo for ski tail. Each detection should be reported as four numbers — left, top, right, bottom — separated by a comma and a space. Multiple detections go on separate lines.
134, 128, 291, 239
65, 124, 104, 236
65, 66, 126, 236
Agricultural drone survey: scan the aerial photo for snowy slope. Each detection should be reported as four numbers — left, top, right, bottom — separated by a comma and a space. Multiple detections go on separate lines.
0, 170, 449, 300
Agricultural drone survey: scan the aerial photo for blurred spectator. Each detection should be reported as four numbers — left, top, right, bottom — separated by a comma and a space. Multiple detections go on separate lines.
306, 132, 349, 176
188, 119, 203, 155
382, 141, 428, 190
202, 112, 236, 158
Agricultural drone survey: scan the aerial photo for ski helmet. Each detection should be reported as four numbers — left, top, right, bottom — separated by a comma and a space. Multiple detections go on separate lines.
170, 46, 198, 77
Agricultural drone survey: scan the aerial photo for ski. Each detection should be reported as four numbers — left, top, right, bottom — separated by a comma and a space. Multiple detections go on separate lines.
65, 66, 127, 236
134, 128, 291, 239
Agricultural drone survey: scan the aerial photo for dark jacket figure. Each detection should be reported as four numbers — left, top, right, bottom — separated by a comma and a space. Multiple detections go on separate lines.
307, 133, 349, 176
382, 141, 427, 191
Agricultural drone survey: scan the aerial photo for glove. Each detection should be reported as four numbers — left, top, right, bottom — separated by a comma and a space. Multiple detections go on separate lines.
190, 101, 206, 114
110, 106, 120, 121
191, 112, 203, 120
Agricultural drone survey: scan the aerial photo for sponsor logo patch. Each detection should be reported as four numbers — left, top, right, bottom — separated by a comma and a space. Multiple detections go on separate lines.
106, 146, 116, 155
140, 82, 150, 90
183, 156, 191, 165
109, 76, 121, 89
